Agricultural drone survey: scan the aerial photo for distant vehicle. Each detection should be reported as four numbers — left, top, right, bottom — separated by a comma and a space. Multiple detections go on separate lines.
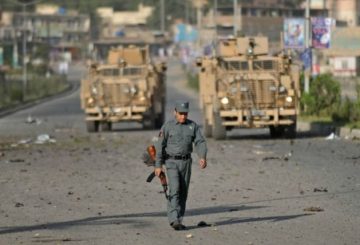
80, 45, 166, 132
196, 36, 301, 139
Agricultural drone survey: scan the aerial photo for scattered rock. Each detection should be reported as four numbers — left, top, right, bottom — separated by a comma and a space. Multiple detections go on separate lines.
262, 156, 281, 161
15, 202, 24, 207
313, 187, 328, 192
197, 221, 211, 227
9, 159, 25, 163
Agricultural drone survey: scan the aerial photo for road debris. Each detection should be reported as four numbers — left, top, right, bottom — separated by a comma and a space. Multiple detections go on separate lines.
18, 138, 32, 144
325, 132, 339, 140
313, 187, 328, 192
34, 134, 56, 144
304, 207, 324, 212
15, 202, 24, 207
9, 158, 25, 163
186, 234, 193, 238
197, 221, 211, 227
25, 115, 42, 125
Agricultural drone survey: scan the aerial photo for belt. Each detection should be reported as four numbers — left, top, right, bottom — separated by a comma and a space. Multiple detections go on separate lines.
166, 154, 191, 160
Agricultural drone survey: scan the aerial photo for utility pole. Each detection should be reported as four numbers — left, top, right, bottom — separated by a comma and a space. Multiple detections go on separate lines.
214, 0, 217, 37
22, 3, 27, 101
233, 0, 238, 36
185, 0, 189, 24
304, 0, 310, 93
160, 0, 165, 33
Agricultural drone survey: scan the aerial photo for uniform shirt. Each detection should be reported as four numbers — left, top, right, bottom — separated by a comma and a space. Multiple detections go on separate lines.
155, 119, 207, 168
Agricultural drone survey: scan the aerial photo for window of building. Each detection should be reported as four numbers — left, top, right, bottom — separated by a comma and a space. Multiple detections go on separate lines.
341, 60, 348, 70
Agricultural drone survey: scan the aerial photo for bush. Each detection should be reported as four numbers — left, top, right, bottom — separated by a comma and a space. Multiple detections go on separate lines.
187, 72, 199, 91
301, 73, 341, 116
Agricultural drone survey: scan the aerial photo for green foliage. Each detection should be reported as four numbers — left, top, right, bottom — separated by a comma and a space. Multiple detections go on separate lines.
301, 73, 341, 116
0, 74, 69, 109
187, 72, 199, 91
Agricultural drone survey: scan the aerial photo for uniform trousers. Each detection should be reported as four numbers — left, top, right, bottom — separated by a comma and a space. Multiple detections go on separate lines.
165, 158, 192, 224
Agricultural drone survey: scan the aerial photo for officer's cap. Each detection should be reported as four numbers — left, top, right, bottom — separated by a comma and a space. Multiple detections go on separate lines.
175, 101, 189, 113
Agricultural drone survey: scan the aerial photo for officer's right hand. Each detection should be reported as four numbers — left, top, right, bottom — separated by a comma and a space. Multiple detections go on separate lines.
154, 167, 163, 177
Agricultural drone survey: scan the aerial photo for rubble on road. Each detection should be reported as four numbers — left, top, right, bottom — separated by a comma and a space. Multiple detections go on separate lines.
304, 207, 324, 212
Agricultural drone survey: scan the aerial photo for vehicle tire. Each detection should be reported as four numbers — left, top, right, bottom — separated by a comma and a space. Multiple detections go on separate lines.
269, 126, 284, 138
203, 118, 212, 137
86, 121, 99, 133
155, 111, 165, 129
100, 122, 112, 132
212, 112, 226, 140
283, 118, 297, 139
142, 108, 156, 130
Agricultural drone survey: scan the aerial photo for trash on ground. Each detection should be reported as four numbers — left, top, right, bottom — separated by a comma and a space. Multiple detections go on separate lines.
303, 207, 324, 212
325, 132, 339, 140
25, 115, 42, 125
18, 139, 32, 144
253, 150, 273, 155
34, 134, 56, 144
186, 234, 193, 238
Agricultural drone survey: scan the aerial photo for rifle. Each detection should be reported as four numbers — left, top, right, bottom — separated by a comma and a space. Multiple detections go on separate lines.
142, 145, 168, 200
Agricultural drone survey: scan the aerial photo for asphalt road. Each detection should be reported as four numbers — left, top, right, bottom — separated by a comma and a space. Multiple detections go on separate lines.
0, 59, 359, 245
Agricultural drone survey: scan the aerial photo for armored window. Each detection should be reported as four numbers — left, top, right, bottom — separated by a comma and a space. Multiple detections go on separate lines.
225, 61, 248, 71
253, 60, 276, 70
123, 67, 144, 76
101, 69, 120, 76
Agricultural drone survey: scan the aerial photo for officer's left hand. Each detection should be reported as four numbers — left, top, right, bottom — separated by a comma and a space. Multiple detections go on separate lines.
199, 158, 207, 169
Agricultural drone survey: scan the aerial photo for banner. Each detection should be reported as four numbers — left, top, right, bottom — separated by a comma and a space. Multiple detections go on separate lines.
284, 18, 305, 49
300, 48, 312, 70
311, 17, 333, 49
174, 23, 198, 43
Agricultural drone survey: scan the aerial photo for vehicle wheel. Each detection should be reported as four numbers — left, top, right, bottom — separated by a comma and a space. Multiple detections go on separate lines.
155, 111, 165, 129
203, 118, 212, 137
86, 121, 99, 133
269, 126, 284, 138
283, 118, 297, 139
142, 109, 156, 130
212, 112, 226, 140
100, 122, 112, 132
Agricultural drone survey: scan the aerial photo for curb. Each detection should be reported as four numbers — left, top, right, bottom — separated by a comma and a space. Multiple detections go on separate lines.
0, 79, 78, 119
297, 121, 360, 139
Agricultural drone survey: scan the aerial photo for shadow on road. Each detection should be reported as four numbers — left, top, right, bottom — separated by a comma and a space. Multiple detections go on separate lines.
0, 204, 267, 235
4, 186, 356, 234
186, 213, 313, 230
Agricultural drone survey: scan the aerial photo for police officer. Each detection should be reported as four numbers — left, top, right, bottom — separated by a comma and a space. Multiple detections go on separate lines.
154, 101, 207, 230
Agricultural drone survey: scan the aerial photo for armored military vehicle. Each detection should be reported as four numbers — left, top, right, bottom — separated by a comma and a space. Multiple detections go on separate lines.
81, 45, 166, 132
196, 36, 300, 139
